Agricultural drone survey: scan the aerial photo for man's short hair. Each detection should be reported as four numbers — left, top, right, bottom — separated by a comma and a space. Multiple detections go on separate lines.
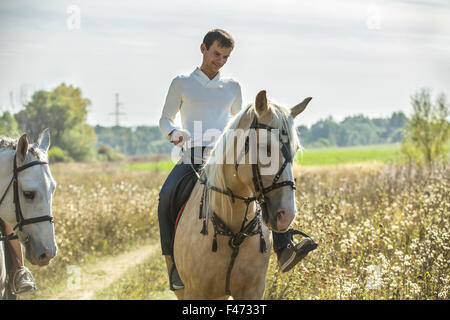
203, 29, 234, 50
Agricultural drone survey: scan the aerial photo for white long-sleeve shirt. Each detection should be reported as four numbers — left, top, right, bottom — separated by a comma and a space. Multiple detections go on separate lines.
159, 67, 242, 147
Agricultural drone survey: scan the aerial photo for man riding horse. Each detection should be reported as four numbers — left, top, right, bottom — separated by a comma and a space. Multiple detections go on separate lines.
158, 29, 317, 290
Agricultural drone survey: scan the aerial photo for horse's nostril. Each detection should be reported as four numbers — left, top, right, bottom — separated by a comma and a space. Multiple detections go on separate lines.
39, 252, 48, 260
276, 208, 295, 232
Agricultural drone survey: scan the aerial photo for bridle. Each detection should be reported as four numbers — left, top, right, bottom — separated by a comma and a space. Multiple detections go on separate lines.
0, 153, 54, 241
198, 111, 296, 229
244, 112, 296, 224
191, 110, 297, 295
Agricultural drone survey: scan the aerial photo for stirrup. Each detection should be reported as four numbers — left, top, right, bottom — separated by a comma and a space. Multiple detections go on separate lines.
287, 228, 318, 257
12, 266, 36, 295
289, 229, 313, 240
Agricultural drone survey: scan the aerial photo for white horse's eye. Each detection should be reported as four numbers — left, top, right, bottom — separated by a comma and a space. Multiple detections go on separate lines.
23, 191, 35, 200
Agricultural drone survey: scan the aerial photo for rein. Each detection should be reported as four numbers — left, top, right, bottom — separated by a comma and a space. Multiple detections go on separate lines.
0, 154, 54, 242
187, 111, 296, 295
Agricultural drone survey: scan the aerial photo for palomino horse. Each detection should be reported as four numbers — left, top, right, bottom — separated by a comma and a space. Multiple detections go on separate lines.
0, 129, 57, 299
173, 90, 312, 299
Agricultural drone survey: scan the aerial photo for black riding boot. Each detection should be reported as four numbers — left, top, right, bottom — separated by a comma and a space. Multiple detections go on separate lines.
273, 229, 318, 272
157, 147, 207, 290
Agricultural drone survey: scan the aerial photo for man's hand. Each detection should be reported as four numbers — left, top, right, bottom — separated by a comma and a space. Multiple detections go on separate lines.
170, 129, 191, 146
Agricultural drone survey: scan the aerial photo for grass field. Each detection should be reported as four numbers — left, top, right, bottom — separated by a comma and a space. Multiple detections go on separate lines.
120, 160, 175, 172
23, 157, 449, 300
296, 143, 404, 166
119, 143, 404, 172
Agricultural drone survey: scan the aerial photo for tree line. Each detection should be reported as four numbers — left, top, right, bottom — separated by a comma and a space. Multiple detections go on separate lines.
94, 125, 172, 156
94, 112, 407, 155
0, 84, 448, 164
297, 112, 407, 148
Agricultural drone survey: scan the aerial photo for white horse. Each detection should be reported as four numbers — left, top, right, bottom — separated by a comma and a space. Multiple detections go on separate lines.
0, 129, 57, 299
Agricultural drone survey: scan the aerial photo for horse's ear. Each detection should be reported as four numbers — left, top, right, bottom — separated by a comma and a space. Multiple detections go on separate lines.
255, 90, 269, 117
17, 134, 29, 164
37, 128, 51, 153
290, 97, 312, 119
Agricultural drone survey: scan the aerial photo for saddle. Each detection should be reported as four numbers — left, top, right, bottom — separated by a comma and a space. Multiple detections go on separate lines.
171, 164, 202, 234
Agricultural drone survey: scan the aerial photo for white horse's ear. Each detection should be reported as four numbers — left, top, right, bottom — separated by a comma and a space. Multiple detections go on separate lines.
290, 97, 313, 119
17, 134, 29, 163
255, 90, 269, 117
37, 128, 51, 153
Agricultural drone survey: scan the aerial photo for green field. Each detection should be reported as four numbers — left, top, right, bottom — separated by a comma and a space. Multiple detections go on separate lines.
120, 144, 403, 172
120, 160, 176, 172
27, 154, 448, 300
296, 143, 403, 166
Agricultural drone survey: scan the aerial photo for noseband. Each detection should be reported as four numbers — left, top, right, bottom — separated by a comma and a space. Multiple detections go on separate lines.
0, 154, 54, 241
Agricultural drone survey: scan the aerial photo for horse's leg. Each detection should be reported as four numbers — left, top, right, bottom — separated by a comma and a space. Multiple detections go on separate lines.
231, 282, 266, 300
173, 288, 184, 300
181, 288, 228, 300
181, 288, 197, 300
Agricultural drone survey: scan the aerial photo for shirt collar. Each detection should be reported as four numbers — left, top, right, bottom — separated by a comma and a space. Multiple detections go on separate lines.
191, 67, 223, 88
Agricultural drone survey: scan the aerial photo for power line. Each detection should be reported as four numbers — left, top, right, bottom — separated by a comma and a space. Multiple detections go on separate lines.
109, 93, 126, 126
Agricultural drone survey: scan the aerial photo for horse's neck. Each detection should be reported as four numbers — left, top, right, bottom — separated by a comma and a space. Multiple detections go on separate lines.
208, 164, 258, 233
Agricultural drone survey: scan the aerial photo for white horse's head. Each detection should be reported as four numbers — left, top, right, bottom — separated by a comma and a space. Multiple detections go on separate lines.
236, 91, 312, 232
0, 129, 57, 266
206, 90, 312, 233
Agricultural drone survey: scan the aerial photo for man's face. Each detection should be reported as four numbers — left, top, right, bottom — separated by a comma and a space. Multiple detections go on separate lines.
201, 40, 233, 73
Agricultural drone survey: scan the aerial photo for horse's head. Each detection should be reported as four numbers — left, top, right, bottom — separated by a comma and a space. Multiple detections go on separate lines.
233, 90, 312, 232
6, 130, 57, 266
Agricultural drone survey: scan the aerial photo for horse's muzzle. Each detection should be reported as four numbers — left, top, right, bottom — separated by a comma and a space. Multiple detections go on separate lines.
26, 241, 56, 266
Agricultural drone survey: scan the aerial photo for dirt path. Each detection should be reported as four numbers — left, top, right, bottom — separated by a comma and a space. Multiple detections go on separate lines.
51, 243, 159, 300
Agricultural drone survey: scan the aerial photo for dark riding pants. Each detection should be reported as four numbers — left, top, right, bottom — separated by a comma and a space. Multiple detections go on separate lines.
157, 147, 291, 256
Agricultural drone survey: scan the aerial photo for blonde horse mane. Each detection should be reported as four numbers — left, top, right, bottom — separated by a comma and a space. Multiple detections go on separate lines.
201, 101, 302, 224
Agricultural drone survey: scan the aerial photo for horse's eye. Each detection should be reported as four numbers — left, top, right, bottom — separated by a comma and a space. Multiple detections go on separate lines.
23, 191, 35, 200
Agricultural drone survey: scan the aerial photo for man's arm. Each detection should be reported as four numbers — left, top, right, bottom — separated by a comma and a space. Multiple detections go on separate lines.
159, 77, 182, 141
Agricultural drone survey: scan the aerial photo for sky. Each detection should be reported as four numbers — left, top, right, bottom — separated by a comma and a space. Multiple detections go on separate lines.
0, 0, 449, 129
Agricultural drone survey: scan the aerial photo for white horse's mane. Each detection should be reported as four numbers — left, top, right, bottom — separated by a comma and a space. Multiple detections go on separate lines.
202, 102, 301, 221
0, 136, 45, 160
